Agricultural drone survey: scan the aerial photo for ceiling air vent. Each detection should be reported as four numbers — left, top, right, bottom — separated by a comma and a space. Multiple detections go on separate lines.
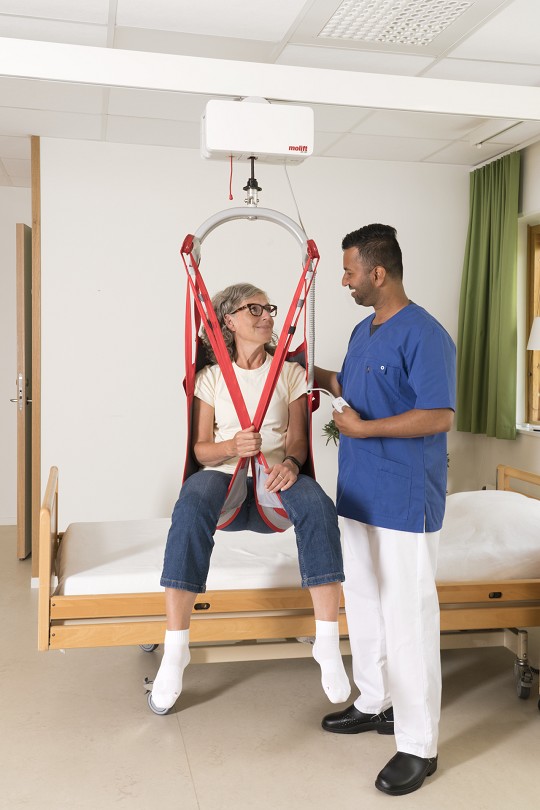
318, 0, 474, 46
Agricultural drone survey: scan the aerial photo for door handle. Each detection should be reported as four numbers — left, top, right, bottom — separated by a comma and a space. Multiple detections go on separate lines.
12, 372, 31, 412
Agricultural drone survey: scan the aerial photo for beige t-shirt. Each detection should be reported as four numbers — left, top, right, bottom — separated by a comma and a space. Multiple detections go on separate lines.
194, 354, 306, 474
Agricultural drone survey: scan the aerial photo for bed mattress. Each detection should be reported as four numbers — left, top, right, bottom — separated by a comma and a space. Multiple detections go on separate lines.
56, 521, 302, 595
55, 489, 540, 596
437, 489, 540, 582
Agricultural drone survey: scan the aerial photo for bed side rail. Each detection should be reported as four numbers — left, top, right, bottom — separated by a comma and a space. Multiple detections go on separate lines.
38, 466, 59, 651
496, 464, 540, 498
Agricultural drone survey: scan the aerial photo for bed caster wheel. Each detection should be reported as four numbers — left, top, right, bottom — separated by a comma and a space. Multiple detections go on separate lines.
514, 660, 532, 700
139, 643, 158, 652
147, 690, 170, 715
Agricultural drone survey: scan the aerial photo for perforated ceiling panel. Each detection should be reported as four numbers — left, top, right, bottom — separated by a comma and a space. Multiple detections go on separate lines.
319, 0, 474, 46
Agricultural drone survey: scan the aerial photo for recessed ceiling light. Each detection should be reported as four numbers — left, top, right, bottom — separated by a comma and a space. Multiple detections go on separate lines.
319, 0, 473, 46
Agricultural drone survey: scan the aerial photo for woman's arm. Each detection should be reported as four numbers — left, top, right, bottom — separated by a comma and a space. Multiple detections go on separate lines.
283, 395, 308, 470
264, 395, 308, 492
192, 397, 261, 466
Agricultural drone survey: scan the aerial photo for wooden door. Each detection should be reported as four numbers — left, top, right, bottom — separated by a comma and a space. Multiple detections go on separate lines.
15, 223, 32, 559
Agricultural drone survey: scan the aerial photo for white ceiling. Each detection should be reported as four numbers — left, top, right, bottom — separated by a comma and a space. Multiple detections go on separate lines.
1, 0, 540, 188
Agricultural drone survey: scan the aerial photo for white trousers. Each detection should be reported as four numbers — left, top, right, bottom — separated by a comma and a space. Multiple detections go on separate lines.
342, 518, 441, 758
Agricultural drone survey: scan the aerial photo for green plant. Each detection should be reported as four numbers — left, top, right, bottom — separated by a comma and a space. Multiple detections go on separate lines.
322, 419, 340, 446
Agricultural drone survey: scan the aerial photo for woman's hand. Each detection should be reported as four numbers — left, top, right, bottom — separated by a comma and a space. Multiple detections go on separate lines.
232, 425, 262, 458
264, 460, 298, 493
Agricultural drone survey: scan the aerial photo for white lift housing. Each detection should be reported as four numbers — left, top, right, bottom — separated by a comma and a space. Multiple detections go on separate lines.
201, 97, 314, 164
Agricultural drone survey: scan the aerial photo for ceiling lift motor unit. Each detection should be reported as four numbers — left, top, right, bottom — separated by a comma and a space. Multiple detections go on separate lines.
201, 97, 314, 166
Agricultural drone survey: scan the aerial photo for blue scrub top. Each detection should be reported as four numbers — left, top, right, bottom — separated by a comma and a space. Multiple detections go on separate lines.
336, 303, 456, 533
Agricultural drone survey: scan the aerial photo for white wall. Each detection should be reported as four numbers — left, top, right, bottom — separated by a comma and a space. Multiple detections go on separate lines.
0, 187, 31, 524
40, 137, 470, 526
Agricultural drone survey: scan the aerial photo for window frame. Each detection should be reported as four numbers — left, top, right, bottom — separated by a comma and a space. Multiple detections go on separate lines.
526, 224, 540, 424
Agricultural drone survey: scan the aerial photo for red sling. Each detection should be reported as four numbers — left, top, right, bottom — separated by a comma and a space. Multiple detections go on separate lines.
181, 207, 320, 531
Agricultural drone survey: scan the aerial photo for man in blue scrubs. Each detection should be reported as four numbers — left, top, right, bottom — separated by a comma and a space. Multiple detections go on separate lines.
316, 224, 455, 797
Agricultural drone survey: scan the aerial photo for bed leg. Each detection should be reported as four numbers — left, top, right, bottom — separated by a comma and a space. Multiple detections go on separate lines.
505, 628, 535, 700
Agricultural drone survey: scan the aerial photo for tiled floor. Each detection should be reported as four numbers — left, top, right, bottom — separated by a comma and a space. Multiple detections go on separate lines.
1, 524, 539, 809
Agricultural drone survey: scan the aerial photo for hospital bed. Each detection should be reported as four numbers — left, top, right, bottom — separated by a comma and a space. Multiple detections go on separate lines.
38, 464, 540, 705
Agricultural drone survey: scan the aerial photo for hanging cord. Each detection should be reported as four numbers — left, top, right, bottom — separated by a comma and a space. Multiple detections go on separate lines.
228, 155, 234, 200
284, 163, 315, 388
283, 163, 306, 233
307, 276, 316, 390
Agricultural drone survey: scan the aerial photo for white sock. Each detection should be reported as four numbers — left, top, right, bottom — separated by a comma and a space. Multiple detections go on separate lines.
312, 620, 351, 704
151, 629, 191, 711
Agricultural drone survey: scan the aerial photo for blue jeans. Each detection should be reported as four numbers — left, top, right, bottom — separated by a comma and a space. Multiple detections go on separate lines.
160, 470, 344, 593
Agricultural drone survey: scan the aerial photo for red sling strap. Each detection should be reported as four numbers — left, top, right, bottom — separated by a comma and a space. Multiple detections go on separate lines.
181, 207, 320, 531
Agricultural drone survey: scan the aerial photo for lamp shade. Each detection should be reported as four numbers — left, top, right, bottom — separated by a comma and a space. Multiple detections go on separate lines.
527, 316, 540, 350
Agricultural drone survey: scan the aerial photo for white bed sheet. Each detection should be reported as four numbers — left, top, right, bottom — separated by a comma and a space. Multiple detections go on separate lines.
437, 490, 540, 582
55, 489, 540, 596
56, 521, 301, 596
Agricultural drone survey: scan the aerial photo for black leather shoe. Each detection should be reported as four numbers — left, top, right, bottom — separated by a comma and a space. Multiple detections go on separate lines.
375, 752, 438, 796
322, 704, 394, 735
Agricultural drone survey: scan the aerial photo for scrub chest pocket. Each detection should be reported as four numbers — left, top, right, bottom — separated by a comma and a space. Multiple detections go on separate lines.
349, 356, 416, 417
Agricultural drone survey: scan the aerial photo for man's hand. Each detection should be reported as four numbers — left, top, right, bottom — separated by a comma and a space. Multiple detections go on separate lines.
332, 406, 364, 438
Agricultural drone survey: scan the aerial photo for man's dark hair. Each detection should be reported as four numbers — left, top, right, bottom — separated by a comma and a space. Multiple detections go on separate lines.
342, 224, 403, 280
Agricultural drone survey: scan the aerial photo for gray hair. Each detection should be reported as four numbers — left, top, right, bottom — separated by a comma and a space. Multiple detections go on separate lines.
200, 282, 277, 363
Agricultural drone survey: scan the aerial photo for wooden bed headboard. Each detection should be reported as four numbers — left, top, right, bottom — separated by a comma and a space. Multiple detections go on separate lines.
497, 464, 540, 499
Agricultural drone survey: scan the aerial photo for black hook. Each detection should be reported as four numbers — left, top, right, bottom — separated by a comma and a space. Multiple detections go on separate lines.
243, 155, 262, 192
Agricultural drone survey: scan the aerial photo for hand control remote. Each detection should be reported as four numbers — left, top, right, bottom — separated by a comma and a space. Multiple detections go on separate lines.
332, 397, 349, 413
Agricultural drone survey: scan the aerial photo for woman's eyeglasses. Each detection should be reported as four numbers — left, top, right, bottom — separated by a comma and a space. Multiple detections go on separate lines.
230, 303, 278, 317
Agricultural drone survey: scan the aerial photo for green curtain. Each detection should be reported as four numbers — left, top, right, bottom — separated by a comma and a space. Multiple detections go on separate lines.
456, 151, 521, 440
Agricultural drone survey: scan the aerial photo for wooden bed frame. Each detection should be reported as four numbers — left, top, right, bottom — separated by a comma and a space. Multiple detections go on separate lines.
38, 465, 540, 688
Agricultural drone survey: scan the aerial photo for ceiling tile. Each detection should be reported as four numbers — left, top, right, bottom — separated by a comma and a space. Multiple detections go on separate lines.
113, 27, 276, 61
0, 107, 102, 140
422, 140, 514, 166
0, 78, 105, 114
0, 15, 108, 46
291, 0, 513, 57
0, 1, 110, 24
424, 57, 540, 86
313, 131, 342, 155
9, 175, 31, 187
2, 156, 31, 179
321, 132, 450, 162
308, 103, 373, 133
107, 88, 214, 122
352, 109, 486, 139
0, 135, 30, 159
106, 115, 200, 149
116, 0, 308, 42
449, 0, 540, 65
276, 44, 433, 74
493, 121, 540, 145
466, 118, 521, 145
